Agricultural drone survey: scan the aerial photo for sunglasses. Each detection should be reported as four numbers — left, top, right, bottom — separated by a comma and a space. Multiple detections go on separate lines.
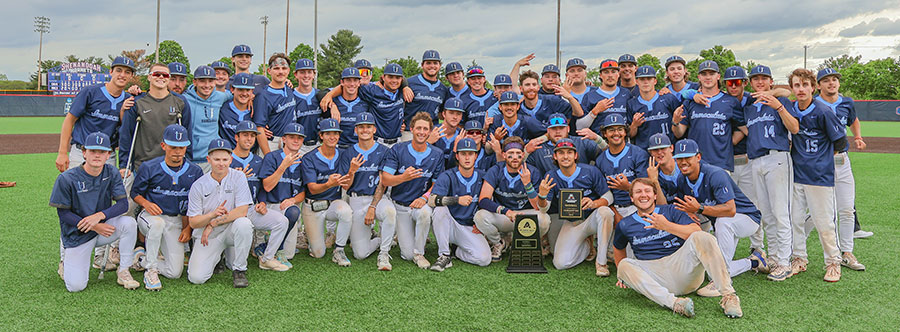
151, 71, 170, 78
466, 130, 483, 136
467, 68, 484, 75
725, 79, 744, 87
556, 142, 575, 149
549, 117, 567, 126
600, 61, 619, 69
359, 68, 371, 77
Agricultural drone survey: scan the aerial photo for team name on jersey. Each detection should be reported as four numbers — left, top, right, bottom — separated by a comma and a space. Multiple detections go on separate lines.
608, 106, 626, 114
151, 187, 189, 197
619, 169, 635, 178
632, 229, 674, 245
376, 99, 404, 108
275, 99, 297, 114
799, 128, 820, 137
414, 94, 443, 103
90, 109, 119, 122
692, 111, 727, 120
746, 114, 776, 127
278, 177, 303, 186
644, 113, 669, 121
400, 166, 434, 179
357, 165, 380, 172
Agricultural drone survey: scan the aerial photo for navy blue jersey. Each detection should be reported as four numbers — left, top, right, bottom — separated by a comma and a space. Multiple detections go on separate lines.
743, 96, 796, 159
293, 89, 324, 139
626, 93, 681, 150
446, 85, 470, 100
259, 149, 305, 203
665, 81, 700, 103
252, 85, 297, 137
791, 100, 846, 187
49, 164, 127, 248
432, 128, 461, 168
131, 156, 203, 216
586, 86, 632, 133
732, 92, 751, 156
358, 84, 405, 140
483, 163, 543, 210
546, 164, 611, 215
657, 166, 682, 204
432, 169, 486, 226
569, 86, 601, 115
337, 143, 389, 196
815, 95, 857, 153
382, 142, 445, 206
334, 95, 366, 146
230, 152, 264, 203
300, 148, 343, 201
520, 94, 573, 126
674, 162, 761, 224
446, 146, 496, 172
613, 205, 696, 260
526, 137, 600, 176
227, 74, 270, 95
68, 84, 131, 146
218, 101, 253, 147
404, 74, 448, 127
488, 115, 547, 143
618, 83, 640, 96
681, 92, 745, 171
595, 144, 649, 206
460, 90, 496, 124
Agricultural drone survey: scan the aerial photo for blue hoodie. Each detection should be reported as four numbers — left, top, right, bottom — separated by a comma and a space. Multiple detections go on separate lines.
182, 85, 229, 163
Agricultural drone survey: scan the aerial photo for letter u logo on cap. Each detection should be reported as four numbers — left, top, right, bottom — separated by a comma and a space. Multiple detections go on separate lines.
96, 136, 103, 144
175, 131, 183, 140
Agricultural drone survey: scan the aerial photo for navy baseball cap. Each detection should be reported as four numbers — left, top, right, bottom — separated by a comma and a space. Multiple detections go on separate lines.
163, 124, 190, 147
493, 74, 513, 86
647, 133, 672, 150
673, 139, 700, 159
457, 138, 479, 153
232, 44, 253, 57
554, 138, 577, 152
356, 112, 376, 126
295, 58, 315, 71
208, 138, 233, 153
318, 118, 341, 132
341, 67, 361, 79
354, 59, 373, 69
566, 58, 587, 70
499, 91, 519, 104
599, 59, 619, 71
444, 98, 465, 112
547, 113, 568, 128
422, 50, 441, 62
235, 120, 258, 134
601, 113, 627, 129
231, 73, 254, 89
168, 62, 188, 77
445, 62, 464, 75
635, 65, 657, 78
665, 55, 686, 68
83, 132, 113, 151
111, 56, 136, 72
193, 65, 216, 79
466, 65, 485, 78
618, 54, 637, 65
464, 120, 484, 132
383, 63, 404, 76
541, 64, 561, 75
283, 123, 305, 137
749, 65, 772, 79
698, 60, 719, 73
210, 61, 231, 74
817, 68, 842, 82
724, 66, 748, 81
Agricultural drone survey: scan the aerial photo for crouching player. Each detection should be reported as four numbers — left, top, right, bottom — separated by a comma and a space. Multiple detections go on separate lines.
255, 122, 305, 270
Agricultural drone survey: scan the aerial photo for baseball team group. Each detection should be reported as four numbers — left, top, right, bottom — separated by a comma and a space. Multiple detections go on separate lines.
49, 44, 874, 319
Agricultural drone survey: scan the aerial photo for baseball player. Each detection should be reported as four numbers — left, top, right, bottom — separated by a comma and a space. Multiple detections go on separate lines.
669, 139, 765, 297
183, 65, 228, 172
576, 59, 633, 133
381, 111, 446, 268
229, 120, 267, 254
219, 73, 257, 147
459, 65, 496, 124
167, 62, 188, 94
815, 67, 867, 271
211, 61, 232, 93
227, 44, 270, 94
256, 122, 306, 270
186, 138, 254, 288
539, 64, 562, 95
403, 50, 448, 138
645, 133, 681, 204
475, 136, 552, 261
320, 67, 368, 149
252, 53, 298, 155
429, 138, 492, 271
446, 120, 498, 172
722, 66, 760, 256
613, 178, 743, 318
429, 98, 466, 167
51, 132, 140, 292
482, 74, 516, 122
354, 59, 374, 84
594, 114, 649, 221
562, 58, 600, 120
488, 91, 547, 143
299, 119, 354, 265
130, 125, 203, 290
337, 112, 397, 270
525, 113, 603, 176
617, 54, 639, 95
444, 62, 469, 99
292, 58, 326, 155
518, 70, 584, 126
323, 63, 406, 148
626, 65, 682, 151
785, 69, 846, 282
658, 55, 700, 103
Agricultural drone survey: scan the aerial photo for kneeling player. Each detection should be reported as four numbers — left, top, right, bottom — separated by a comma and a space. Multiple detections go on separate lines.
256, 122, 305, 270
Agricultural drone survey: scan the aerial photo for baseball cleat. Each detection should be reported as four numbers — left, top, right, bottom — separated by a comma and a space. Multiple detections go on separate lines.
720, 293, 743, 318
93, 251, 116, 271
116, 270, 140, 290
131, 247, 146, 272
490, 241, 504, 262
430, 255, 452, 272
276, 251, 293, 269
377, 252, 393, 271
790, 257, 808, 276
143, 268, 161, 291
58, 261, 64, 280
853, 230, 874, 239
841, 252, 865, 271
672, 297, 694, 318
259, 258, 290, 272
697, 282, 720, 297
414, 254, 431, 269
824, 263, 841, 282
252, 243, 266, 258
332, 248, 351, 267
767, 264, 792, 281
213, 258, 226, 274
595, 261, 610, 277
109, 247, 120, 265
541, 236, 551, 257
749, 250, 770, 274
585, 236, 597, 262
297, 231, 309, 250
232, 270, 249, 288
502, 232, 513, 253
324, 232, 336, 249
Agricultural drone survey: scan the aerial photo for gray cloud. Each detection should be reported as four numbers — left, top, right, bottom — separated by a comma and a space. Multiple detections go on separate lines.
839, 17, 900, 37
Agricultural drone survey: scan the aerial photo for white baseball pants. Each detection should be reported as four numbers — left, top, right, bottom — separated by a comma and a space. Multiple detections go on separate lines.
137, 212, 185, 278
62, 215, 136, 292
432, 207, 492, 266
750, 151, 793, 267
348, 195, 397, 259
187, 217, 253, 284
393, 202, 432, 260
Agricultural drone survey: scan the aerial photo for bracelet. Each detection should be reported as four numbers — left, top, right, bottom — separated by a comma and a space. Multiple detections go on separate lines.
524, 183, 534, 191
368, 205, 376, 210
538, 193, 548, 200
854, 136, 864, 140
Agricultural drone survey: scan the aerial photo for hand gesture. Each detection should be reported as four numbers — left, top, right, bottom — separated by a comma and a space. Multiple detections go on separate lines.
349, 154, 365, 174
410, 197, 427, 209
756, 93, 783, 111
127, 85, 143, 96
326, 173, 342, 187
120, 96, 135, 113
561, 79, 573, 92
427, 125, 445, 144
673, 195, 701, 214
632, 112, 646, 128
458, 195, 473, 206
641, 212, 671, 230
647, 156, 660, 182
178, 226, 191, 243
262, 126, 274, 139
483, 114, 494, 128
92, 223, 116, 237
55, 153, 69, 172
553, 85, 573, 100
672, 105, 685, 124
591, 98, 614, 115
364, 206, 376, 225
214, 200, 228, 217
693, 93, 709, 107
401, 167, 423, 181
77, 212, 105, 233
237, 166, 254, 178
338, 174, 353, 187
142, 202, 163, 216
516, 53, 535, 67
607, 173, 630, 191
576, 128, 600, 141
524, 135, 545, 154
519, 164, 532, 186
200, 225, 213, 246
493, 125, 508, 140
279, 152, 301, 170
279, 198, 295, 212
538, 174, 556, 197
488, 133, 503, 155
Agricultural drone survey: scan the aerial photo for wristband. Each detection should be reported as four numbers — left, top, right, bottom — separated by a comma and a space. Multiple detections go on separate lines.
500, 207, 510, 215
697, 205, 705, 215
538, 193, 548, 200
526, 187, 538, 199
524, 183, 534, 191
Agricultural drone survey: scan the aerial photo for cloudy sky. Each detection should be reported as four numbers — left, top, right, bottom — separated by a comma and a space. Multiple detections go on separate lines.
3, 0, 900, 84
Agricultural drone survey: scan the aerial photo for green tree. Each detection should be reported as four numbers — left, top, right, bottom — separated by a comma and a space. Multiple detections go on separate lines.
818, 54, 862, 72
145, 40, 190, 71
108, 49, 150, 75
839, 58, 900, 100
0, 73, 7, 81
636, 53, 666, 90
699, 45, 740, 72
286, 43, 317, 87
318, 29, 363, 88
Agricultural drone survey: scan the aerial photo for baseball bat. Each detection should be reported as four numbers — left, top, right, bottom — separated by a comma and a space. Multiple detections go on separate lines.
97, 244, 111, 280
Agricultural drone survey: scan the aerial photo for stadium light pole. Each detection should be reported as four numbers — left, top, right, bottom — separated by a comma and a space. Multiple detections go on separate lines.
285, 0, 290, 54
313, 0, 318, 88
261, 16, 269, 73
34, 16, 50, 88
556, 0, 560, 68
154, 0, 160, 63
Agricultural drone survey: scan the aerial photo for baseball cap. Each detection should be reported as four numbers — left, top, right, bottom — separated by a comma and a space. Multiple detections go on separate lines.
168, 62, 188, 77
698, 60, 719, 73
208, 138, 233, 154
295, 58, 315, 71
235, 120, 258, 134
456, 138, 479, 153
464, 120, 484, 132
749, 65, 772, 79
499, 91, 519, 104
601, 113, 627, 129
599, 59, 619, 71
566, 58, 587, 70
618, 54, 637, 65
318, 118, 341, 132
231, 73, 254, 89
444, 98, 465, 112
466, 65, 485, 78
110, 56, 136, 72
547, 113, 568, 128
635, 65, 657, 78
231, 44, 253, 57
817, 67, 842, 82
354, 59, 373, 70
210, 61, 231, 74
341, 67, 361, 79
83, 132, 113, 151
422, 50, 441, 62
673, 139, 700, 159
542, 64, 561, 75
383, 63, 404, 76
724, 66, 748, 81
665, 55, 686, 68
356, 112, 376, 126
647, 133, 672, 150
445, 62, 464, 75
193, 65, 216, 79
554, 138, 577, 152
283, 123, 305, 137
493, 74, 513, 86
163, 124, 190, 147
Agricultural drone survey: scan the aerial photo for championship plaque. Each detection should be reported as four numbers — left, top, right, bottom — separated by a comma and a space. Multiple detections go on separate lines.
559, 189, 583, 220
506, 214, 547, 273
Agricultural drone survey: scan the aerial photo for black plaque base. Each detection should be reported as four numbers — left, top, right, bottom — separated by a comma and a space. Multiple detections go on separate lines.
506, 214, 547, 273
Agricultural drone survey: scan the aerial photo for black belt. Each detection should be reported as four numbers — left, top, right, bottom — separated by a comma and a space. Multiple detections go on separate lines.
303, 140, 318, 146
613, 204, 632, 209
378, 137, 399, 144
337, 144, 349, 149
348, 192, 370, 197
760, 149, 788, 157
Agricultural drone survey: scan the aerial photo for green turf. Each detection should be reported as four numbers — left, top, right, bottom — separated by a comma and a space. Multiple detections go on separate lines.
1, 153, 899, 331
851, 121, 900, 138
0, 116, 63, 134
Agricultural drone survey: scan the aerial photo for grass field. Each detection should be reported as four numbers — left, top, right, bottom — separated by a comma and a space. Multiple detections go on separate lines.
1, 152, 898, 331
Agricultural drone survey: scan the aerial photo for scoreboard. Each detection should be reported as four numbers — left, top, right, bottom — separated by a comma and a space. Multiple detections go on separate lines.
47, 62, 110, 95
